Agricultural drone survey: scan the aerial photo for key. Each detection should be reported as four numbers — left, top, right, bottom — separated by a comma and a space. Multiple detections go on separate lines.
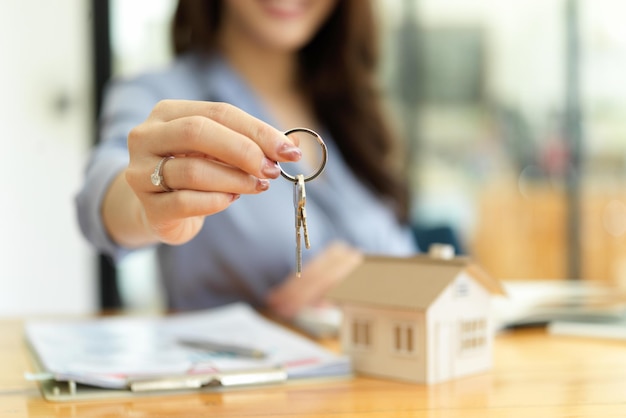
294, 174, 307, 277
299, 177, 310, 250
301, 204, 310, 250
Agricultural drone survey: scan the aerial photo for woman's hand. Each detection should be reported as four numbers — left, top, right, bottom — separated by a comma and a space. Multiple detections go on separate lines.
266, 241, 364, 319
103, 100, 302, 247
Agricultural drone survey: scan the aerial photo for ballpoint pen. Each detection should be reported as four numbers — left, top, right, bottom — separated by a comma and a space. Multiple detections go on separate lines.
177, 338, 267, 359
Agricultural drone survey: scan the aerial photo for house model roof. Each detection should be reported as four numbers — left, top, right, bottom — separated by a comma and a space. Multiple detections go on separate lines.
328, 254, 505, 311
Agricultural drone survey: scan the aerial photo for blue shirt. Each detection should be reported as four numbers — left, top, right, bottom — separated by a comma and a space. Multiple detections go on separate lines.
76, 52, 417, 311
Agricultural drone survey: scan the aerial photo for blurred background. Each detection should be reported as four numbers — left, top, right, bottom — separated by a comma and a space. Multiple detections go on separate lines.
2, 0, 625, 316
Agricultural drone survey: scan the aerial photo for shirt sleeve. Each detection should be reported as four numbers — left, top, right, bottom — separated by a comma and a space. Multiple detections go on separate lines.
75, 77, 162, 261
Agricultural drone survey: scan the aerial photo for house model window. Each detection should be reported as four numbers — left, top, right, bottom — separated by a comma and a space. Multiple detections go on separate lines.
459, 318, 487, 355
393, 323, 416, 355
455, 280, 470, 297
351, 319, 372, 349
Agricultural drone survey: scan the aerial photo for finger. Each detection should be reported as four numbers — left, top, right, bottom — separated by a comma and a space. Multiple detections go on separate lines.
130, 116, 299, 179
142, 189, 240, 237
147, 100, 302, 160
130, 155, 271, 194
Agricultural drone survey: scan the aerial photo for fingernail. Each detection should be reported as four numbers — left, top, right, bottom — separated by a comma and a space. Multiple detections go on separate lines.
256, 178, 270, 192
261, 158, 280, 178
231, 193, 241, 202
277, 143, 302, 161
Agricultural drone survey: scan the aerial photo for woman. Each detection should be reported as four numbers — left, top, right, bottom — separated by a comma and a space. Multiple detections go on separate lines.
76, 0, 417, 318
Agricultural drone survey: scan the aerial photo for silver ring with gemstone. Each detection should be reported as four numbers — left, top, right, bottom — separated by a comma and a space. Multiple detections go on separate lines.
150, 156, 174, 192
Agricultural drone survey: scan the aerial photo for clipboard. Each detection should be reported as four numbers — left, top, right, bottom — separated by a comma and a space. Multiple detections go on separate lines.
26, 349, 288, 402
24, 303, 351, 402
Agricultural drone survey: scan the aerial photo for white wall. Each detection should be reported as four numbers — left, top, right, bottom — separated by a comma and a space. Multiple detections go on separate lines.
0, 0, 96, 316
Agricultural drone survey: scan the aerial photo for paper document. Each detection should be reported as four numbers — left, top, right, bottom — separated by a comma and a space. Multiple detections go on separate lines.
492, 280, 626, 330
25, 303, 351, 390
548, 319, 626, 340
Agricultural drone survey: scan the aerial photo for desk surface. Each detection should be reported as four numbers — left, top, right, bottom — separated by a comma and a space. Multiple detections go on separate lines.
3, 319, 626, 418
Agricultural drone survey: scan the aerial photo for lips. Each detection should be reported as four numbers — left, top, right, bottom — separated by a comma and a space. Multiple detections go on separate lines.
258, 0, 309, 19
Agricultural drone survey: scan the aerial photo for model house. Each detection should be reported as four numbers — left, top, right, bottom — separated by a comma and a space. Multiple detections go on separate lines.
328, 247, 505, 384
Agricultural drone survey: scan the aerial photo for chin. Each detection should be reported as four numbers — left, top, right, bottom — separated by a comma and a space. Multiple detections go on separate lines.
225, 0, 337, 51
262, 33, 313, 52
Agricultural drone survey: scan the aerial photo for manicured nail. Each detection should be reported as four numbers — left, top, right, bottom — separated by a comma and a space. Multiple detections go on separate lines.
256, 178, 270, 192
261, 158, 280, 178
277, 143, 302, 161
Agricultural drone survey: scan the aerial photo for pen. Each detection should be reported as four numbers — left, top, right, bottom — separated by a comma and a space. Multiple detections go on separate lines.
178, 338, 267, 359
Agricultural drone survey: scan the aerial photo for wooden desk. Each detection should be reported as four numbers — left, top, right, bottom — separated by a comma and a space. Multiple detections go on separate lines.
3, 319, 626, 417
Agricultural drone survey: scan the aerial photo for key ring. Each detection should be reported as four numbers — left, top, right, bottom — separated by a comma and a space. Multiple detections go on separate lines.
278, 128, 328, 182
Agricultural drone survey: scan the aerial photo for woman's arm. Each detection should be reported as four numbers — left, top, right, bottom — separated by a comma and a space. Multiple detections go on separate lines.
101, 99, 302, 248
266, 241, 364, 319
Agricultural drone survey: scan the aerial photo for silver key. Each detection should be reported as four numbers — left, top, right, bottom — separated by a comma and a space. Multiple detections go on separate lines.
294, 174, 308, 277
301, 204, 310, 249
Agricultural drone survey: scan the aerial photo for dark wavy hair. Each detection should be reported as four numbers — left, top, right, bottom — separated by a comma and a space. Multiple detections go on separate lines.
172, 0, 410, 222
